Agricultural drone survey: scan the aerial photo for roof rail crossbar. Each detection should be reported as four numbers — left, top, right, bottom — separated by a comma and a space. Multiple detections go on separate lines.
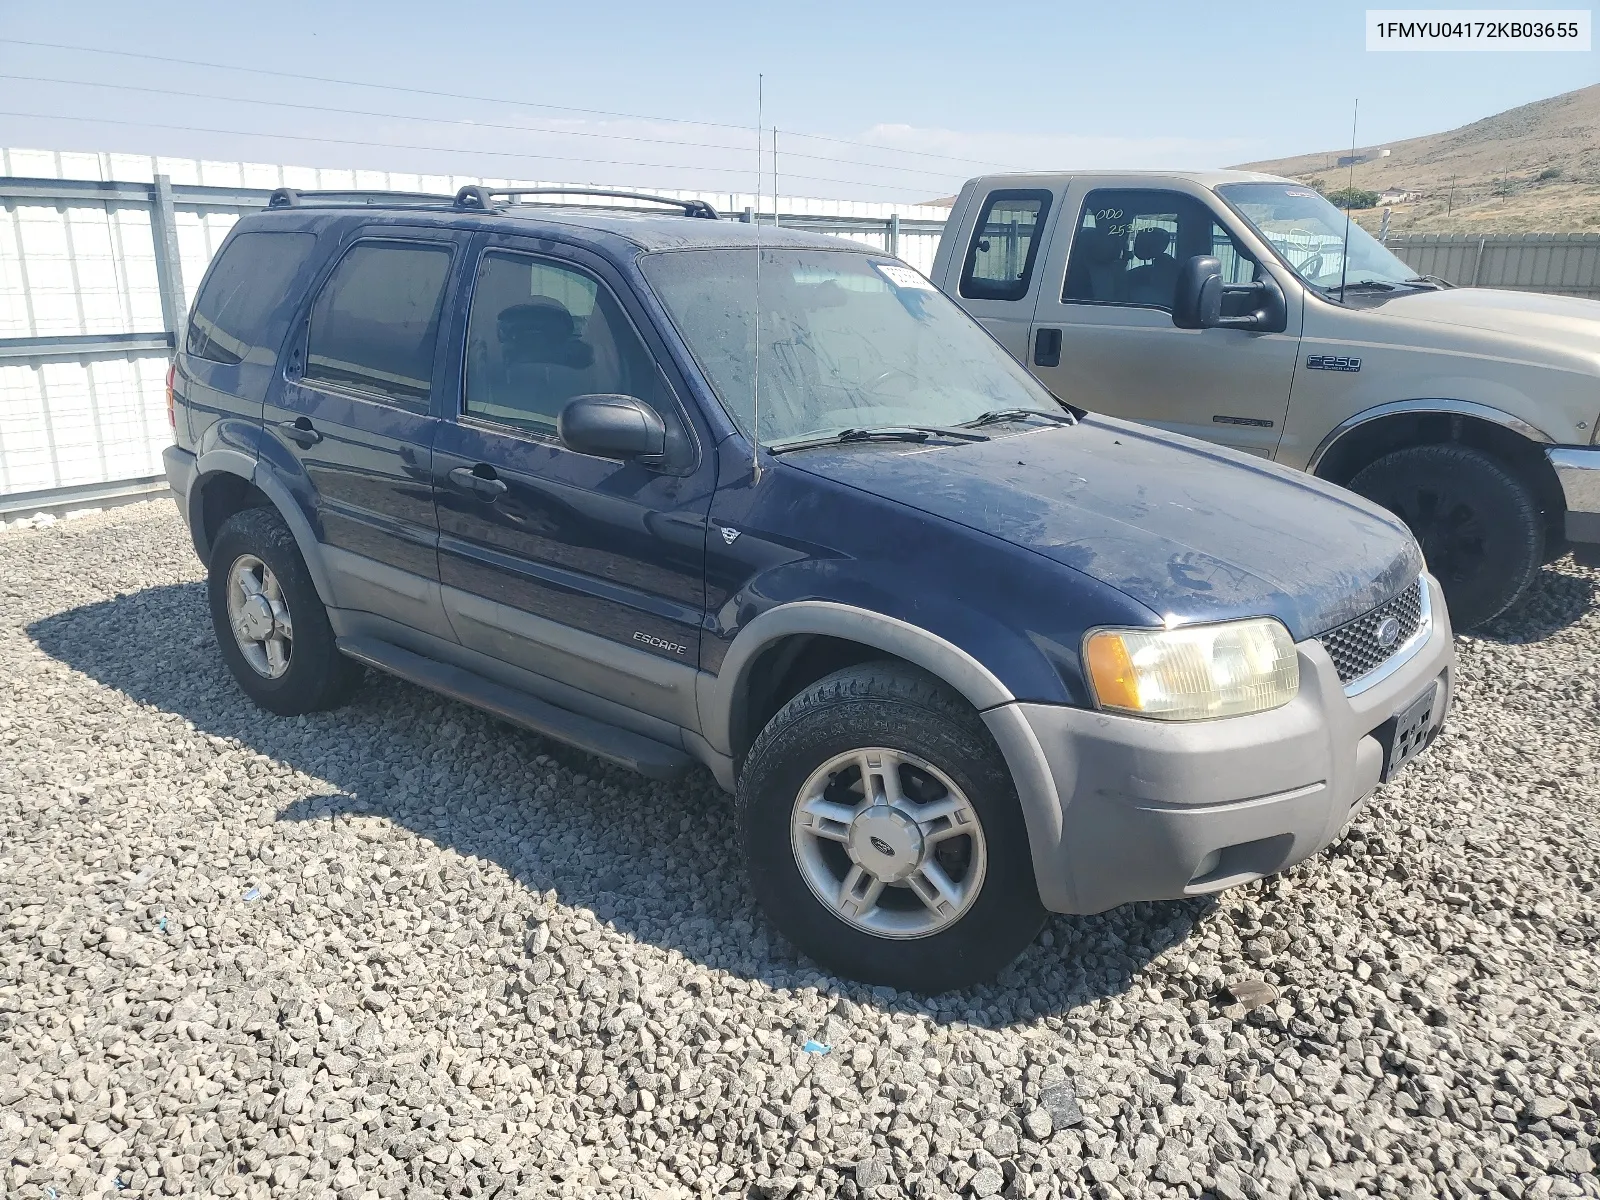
267, 187, 459, 209
454, 185, 719, 220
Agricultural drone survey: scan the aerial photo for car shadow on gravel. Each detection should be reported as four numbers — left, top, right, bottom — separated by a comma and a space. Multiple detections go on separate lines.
1472, 559, 1597, 644
30, 582, 1219, 1026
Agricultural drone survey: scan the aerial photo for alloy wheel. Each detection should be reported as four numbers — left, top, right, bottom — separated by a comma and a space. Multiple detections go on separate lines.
789, 746, 988, 940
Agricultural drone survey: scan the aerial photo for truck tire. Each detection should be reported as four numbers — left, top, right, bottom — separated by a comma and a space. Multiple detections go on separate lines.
207, 507, 363, 715
1348, 444, 1541, 629
736, 661, 1046, 993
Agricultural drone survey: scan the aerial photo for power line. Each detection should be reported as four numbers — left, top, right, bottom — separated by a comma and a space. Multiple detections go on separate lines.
0, 109, 947, 197
0, 72, 972, 182
0, 38, 1019, 171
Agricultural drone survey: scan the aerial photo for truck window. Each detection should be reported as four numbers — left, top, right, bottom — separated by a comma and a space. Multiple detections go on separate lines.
302, 241, 453, 408
1064, 189, 1260, 311
959, 190, 1052, 302
187, 231, 318, 366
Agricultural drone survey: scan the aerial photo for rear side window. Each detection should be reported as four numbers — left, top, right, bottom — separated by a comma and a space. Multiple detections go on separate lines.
187, 231, 318, 366
303, 241, 453, 406
959, 190, 1052, 302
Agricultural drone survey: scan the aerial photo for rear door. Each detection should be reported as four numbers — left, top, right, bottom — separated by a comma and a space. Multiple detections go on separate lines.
945, 188, 1058, 361
1027, 182, 1302, 457
265, 229, 464, 640
431, 234, 712, 732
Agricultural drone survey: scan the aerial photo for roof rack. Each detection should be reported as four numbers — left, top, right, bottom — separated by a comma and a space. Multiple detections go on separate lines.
453, 185, 719, 220
266, 187, 459, 209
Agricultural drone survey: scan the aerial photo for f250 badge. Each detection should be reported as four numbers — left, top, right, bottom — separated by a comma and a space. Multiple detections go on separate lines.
1306, 354, 1362, 372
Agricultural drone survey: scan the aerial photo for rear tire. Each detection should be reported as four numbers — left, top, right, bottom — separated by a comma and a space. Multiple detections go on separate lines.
208, 507, 363, 715
1347, 444, 1541, 629
736, 661, 1046, 993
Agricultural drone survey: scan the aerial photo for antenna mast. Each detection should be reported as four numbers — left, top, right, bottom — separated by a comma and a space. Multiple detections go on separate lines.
772, 127, 779, 228
752, 74, 763, 482
1338, 98, 1358, 304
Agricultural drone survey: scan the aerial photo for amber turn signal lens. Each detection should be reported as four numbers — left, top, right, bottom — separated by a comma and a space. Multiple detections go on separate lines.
1084, 630, 1141, 711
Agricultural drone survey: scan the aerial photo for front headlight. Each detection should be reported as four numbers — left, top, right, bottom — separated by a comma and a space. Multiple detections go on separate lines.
1083, 618, 1299, 720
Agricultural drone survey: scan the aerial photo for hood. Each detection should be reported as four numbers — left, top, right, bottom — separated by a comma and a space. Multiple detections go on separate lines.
1383, 286, 1600, 358
785, 417, 1422, 640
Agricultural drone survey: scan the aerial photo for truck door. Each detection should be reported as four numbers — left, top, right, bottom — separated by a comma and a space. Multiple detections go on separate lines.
943, 188, 1057, 362
1027, 184, 1301, 457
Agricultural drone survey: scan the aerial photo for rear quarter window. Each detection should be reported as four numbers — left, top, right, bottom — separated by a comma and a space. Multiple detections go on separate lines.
187, 231, 319, 367
959, 190, 1052, 302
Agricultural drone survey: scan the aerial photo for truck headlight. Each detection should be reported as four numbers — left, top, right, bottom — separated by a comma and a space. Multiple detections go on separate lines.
1084, 618, 1299, 720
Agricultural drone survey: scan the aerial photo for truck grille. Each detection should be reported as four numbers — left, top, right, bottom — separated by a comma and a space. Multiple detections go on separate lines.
1318, 579, 1425, 686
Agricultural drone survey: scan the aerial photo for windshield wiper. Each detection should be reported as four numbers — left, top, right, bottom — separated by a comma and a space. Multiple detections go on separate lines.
1403, 275, 1451, 290
1337, 279, 1398, 292
767, 425, 990, 455
962, 407, 1077, 429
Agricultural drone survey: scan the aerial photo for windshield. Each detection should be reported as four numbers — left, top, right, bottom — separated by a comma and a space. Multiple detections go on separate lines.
639, 248, 1062, 445
1215, 182, 1418, 291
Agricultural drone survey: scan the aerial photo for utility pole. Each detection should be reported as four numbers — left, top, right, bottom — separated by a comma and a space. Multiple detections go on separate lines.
1446, 175, 1456, 215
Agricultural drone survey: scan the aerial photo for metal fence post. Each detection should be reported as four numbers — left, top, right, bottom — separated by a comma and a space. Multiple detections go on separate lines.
1471, 237, 1487, 287
888, 214, 900, 257
150, 173, 186, 336
741, 206, 754, 224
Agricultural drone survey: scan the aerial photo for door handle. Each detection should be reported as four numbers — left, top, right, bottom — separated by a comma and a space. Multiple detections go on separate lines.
277, 417, 322, 448
448, 465, 508, 500
1033, 327, 1062, 368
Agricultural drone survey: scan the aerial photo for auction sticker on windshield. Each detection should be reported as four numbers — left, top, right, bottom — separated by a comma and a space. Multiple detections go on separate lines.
874, 263, 936, 290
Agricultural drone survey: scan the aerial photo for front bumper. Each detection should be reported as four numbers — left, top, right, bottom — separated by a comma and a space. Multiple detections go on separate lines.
1549, 446, 1600, 561
986, 575, 1454, 915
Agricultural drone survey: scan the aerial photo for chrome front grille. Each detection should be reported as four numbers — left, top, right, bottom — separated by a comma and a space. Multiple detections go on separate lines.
1318, 579, 1425, 686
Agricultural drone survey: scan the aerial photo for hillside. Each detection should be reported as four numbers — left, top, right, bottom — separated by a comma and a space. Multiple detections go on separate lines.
1234, 85, 1600, 234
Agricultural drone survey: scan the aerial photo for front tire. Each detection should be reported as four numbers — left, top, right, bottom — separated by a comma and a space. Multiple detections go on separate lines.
1347, 444, 1542, 629
207, 507, 363, 715
736, 662, 1046, 992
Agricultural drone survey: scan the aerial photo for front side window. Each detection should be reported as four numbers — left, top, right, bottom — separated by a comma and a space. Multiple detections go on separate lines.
1216, 182, 1417, 290
641, 248, 1063, 446
463, 251, 664, 435
303, 241, 452, 406
960, 190, 1051, 301
1066, 189, 1256, 310
187, 231, 318, 366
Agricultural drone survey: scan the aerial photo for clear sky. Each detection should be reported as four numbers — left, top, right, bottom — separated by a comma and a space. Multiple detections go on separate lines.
0, 0, 1595, 203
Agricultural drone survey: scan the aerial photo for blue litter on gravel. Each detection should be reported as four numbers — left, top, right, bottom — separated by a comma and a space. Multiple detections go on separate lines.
802, 1039, 831, 1055
242, 887, 260, 902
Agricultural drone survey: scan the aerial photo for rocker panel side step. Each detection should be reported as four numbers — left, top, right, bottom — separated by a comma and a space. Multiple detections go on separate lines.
338, 636, 693, 780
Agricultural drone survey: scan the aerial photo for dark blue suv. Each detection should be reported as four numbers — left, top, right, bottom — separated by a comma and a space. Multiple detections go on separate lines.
164, 186, 1453, 992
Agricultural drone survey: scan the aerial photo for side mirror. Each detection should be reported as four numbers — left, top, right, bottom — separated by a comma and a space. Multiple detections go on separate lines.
1172, 255, 1223, 329
558, 394, 666, 462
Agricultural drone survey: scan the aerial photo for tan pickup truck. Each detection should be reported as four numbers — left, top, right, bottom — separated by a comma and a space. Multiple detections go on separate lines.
931, 170, 1600, 627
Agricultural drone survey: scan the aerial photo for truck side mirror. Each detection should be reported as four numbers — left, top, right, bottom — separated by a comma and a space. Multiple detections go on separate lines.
1172, 256, 1223, 329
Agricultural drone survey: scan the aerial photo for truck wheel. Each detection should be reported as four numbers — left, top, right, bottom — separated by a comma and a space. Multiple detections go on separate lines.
736, 661, 1045, 993
1348, 444, 1541, 629
207, 507, 363, 715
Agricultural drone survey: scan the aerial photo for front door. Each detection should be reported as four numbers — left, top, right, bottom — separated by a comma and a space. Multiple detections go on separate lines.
267, 231, 464, 639
432, 239, 712, 732
1028, 185, 1302, 457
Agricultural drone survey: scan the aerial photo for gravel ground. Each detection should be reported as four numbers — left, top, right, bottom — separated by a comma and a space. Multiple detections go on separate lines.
2, 501, 1598, 1200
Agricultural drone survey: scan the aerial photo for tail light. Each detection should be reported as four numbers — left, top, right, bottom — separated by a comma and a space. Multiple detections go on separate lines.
166, 361, 177, 431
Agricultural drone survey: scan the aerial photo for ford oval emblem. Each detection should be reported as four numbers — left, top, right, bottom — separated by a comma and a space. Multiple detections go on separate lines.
869, 836, 894, 856
1375, 616, 1401, 649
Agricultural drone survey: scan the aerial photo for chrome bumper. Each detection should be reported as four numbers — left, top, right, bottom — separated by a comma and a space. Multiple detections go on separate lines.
1548, 446, 1600, 555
